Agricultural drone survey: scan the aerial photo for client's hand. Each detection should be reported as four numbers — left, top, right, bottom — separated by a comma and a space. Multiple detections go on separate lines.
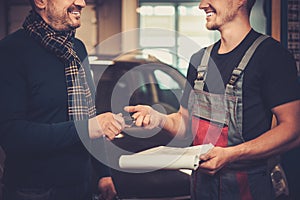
98, 177, 117, 200
90, 113, 125, 140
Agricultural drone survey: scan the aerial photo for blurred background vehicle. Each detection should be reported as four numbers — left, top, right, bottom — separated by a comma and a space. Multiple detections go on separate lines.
90, 49, 192, 199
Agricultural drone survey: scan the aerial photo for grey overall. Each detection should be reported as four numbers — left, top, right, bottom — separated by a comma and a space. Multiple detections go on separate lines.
189, 35, 276, 200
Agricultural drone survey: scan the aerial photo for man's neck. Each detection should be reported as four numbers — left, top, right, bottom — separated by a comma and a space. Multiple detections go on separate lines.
218, 19, 252, 54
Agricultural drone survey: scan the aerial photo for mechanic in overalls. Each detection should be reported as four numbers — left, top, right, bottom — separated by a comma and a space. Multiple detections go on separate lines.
125, 0, 300, 199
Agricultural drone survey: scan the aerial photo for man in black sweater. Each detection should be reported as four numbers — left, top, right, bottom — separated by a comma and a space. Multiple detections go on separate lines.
0, 0, 124, 199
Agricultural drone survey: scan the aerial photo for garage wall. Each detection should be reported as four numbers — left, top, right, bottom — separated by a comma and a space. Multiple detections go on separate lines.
1, 4, 98, 53
121, 0, 139, 53
0, 0, 124, 54
92, 0, 122, 54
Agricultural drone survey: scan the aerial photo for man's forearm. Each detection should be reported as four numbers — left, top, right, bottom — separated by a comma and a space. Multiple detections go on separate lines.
162, 107, 189, 138
229, 122, 300, 163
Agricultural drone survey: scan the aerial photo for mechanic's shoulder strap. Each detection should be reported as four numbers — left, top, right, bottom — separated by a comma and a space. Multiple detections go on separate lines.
228, 35, 269, 86
196, 44, 213, 81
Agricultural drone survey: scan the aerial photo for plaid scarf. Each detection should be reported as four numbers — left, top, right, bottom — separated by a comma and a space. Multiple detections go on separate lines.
23, 11, 96, 120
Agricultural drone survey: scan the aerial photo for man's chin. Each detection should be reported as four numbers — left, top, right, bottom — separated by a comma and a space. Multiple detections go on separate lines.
206, 25, 218, 31
51, 23, 80, 32
68, 23, 81, 30
66, 18, 81, 30
71, 24, 81, 29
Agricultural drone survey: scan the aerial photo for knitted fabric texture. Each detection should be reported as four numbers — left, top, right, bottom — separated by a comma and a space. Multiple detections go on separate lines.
23, 11, 96, 120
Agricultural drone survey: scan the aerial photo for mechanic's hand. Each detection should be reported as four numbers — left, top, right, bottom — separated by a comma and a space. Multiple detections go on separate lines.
97, 177, 117, 200
198, 146, 233, 175
93, 112, 125, 140
124, 105, 166, 129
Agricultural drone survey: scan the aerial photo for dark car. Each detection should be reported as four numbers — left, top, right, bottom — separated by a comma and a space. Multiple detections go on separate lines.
90, 50, 192, 199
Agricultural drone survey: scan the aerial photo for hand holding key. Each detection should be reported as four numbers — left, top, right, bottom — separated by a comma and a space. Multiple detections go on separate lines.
93, 112, 125, 140
124, 105, 166, 129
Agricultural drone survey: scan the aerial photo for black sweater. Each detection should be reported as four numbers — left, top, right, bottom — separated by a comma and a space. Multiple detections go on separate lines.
0, 29, 109, 188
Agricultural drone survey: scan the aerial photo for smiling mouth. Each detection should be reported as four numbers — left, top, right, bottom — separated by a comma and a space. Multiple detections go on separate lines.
206, 12, 215, 17
67, 6, 82, 18
71, 11, 80, 17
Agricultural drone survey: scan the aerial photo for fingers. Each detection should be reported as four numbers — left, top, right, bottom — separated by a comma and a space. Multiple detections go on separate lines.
103, 190, 117, 200
134, 113, 157, 128
125, 105, 149, 127
197, 147, 227, 175
124, 105, 151, 116
100, 188, 116, 200
198, 157, 218, 175
114, 113, 126, 129
98, 177, 117, 200
199, 152, 211, 162
96, 112, 125, 140
124, 105, 163, 129
143, 114, 151, 126
134, 113, 144, 127
131, 112, 140, 122
104, 125, 120, 140
124, 106, 136, 113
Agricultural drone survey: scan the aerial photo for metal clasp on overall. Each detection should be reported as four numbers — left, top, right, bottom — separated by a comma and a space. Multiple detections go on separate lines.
228, 68, 243, 86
